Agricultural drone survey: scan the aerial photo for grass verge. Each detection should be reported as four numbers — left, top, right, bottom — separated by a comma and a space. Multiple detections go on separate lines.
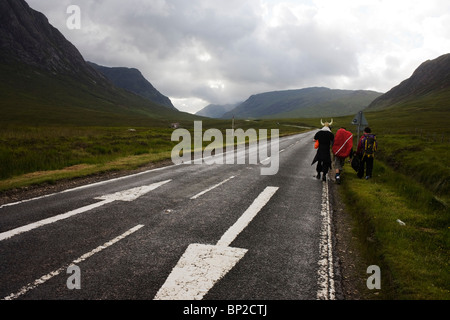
338, 142, 449, 299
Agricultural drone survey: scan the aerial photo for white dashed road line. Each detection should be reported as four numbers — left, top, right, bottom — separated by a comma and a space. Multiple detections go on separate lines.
190, 176, 236, 200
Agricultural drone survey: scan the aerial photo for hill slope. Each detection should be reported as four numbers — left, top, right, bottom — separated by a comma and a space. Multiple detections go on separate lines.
367, 53, 450, 111
0, 0, 102, 82
88, 62, 177, 110
222, 87, 382, 119
0, 0, 195, 126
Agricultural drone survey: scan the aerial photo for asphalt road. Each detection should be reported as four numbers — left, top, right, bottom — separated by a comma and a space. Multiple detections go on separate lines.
0, 130, 337, 301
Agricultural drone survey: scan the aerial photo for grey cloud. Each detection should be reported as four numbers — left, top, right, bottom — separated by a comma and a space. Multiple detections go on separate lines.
26, 0, 450, 113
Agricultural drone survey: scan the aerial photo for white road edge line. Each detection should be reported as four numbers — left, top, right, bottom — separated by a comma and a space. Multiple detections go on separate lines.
190, 176, 236, 200
2, 224, 144, 300
317, 179, 335, 300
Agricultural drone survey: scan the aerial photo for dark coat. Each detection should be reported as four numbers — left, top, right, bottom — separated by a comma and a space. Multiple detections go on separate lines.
311, 128, 334, 165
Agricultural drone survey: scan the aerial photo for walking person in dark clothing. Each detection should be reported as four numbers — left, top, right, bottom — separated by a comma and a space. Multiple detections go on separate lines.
356, 127, 377, 179
312, 119, 334, 181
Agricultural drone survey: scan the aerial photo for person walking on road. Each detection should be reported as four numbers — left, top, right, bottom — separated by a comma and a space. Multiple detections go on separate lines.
312, 119, 334, 181
356, 127, 378, 180
332, 127, 353, 184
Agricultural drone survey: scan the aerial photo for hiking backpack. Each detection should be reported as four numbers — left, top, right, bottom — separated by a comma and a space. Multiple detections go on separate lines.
361, 134, 377, 157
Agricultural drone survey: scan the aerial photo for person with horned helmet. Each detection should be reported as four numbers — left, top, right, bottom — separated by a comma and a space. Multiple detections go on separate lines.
312, 119, 334, 181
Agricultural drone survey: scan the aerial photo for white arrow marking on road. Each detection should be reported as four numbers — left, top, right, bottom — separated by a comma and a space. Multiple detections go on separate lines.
94, 180, 171, 202
0, 180, 171, 242
154, 186, 279, 300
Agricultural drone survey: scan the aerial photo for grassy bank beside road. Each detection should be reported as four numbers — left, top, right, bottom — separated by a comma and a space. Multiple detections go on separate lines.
0, 125, 175, 190
336, 108, 449, 299
340, 160, 448, 299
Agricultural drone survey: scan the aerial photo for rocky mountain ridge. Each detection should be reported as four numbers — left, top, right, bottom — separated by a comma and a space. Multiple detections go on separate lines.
0, 0, 105, 83
0, 0, 193, 125
88, 62, 176, 110
367, 53, 450, 110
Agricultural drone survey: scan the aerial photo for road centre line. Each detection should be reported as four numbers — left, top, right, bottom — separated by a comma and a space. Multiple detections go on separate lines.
260, 142, 288, 163
190, 176, 236, 200
216, 186, 279, 247
154, 186, 279, 300
2, 224, 144, 300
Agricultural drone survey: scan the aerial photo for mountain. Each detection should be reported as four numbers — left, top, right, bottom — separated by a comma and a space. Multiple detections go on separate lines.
0, 0, 105, 84
195, 102, 242, 118
222, 87, 382, 119
88, 62, 177, 110
0, 0, 195, 126
367, 53, 450, 111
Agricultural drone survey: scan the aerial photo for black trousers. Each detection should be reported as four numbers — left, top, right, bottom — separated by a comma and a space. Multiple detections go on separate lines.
316, 160, 331, 174
357, 156, 374, 178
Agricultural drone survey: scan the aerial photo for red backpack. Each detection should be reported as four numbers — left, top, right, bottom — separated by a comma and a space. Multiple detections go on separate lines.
332, 129, 353, 157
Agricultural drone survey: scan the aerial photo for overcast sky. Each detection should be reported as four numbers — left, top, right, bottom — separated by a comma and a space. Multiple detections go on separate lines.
27, 0, 450, 114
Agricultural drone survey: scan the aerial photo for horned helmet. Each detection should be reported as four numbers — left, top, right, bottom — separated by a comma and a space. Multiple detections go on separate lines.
321, 119, 333, 127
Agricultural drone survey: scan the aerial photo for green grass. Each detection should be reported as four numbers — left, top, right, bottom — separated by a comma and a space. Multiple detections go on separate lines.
0, 125, 176, 190
0, 126, 173, 178
340, 161, 449, 299
0, 119, 310, 191
334, 95, 450, 299
376, 135, 449, 199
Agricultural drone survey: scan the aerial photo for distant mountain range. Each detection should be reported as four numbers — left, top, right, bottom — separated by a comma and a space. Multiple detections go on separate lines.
0, 0, 194, 126
199, 53, 450, 120
195, 102, 242, 118
1, 0, 448, 127
211, 87, 382, 119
